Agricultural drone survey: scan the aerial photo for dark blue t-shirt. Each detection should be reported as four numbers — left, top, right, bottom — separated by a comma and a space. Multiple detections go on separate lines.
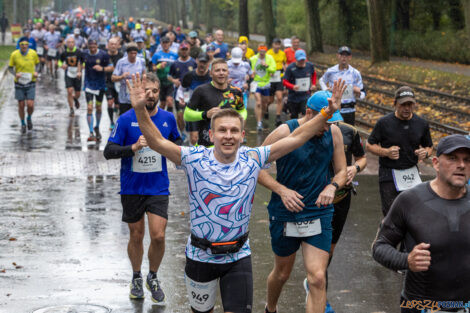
283, 62, 315, 103
83, 49, 110, 90
108, 108, 180, 195
267, 119, 334, 222
211, 41, 229, 59
170, 58, 197, 81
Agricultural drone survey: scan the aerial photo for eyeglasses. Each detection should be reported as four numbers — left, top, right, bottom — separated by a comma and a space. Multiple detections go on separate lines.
19, 42, 29, 46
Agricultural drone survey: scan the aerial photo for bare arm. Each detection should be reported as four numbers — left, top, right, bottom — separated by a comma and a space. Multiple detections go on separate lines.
127, 73, 182, 165
257, 170, 305, 212
267, 79, 346, 163
366, 142, 399, 160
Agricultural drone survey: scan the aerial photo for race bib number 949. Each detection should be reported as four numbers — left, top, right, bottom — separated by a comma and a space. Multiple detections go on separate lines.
185, 274, 217, 312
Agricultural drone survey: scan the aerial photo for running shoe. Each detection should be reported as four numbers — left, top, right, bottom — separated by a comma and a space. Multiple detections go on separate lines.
275, 116, 282, 127
27, 119, 33, 130
87, 133, 96, 142
265, 305, 277, 313
325, 301, 336, 313
146, 275, 165, 303
94, 127, 102, 141
69, 108, 75, 117
74, 98, 80, 109
129, 276, 144, 299
257, 121, 263, 132
21, 124, 27, 134
303, 278, 309, 303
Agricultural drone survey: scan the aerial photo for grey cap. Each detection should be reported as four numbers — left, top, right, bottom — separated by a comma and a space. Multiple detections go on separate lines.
395, 86, 416, 105
337, 46, 351, 55
161, 36, 171, 43
436, 134, 470, 156
197, 52, 209, 62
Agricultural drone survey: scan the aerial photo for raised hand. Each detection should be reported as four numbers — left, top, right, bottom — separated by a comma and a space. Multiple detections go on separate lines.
127, 73, 147, 111
327, 78, 346, 113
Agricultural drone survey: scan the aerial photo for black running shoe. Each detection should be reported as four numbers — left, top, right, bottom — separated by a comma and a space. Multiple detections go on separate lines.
69, 108, 75, 117
146, 275, 165, 303
94, 127, 101, 141
27, 119, 33, 130
21, 124, 27, 134
74, 98, 80, 109
275, 117, 282, 127
129, 277, 144, 299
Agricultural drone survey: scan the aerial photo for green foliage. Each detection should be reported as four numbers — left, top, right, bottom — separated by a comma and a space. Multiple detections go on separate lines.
0, 45, 16, 68
393, 30, 470, 63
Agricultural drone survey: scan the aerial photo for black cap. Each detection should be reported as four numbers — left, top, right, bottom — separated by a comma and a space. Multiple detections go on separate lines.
436, 134, 470, 157
197, 52, 209, 62
272, 37, 281, 44
161, 36, 171, 43
87, 39, 97, 45
395, 86, 416, 105
337, 46, 351, 55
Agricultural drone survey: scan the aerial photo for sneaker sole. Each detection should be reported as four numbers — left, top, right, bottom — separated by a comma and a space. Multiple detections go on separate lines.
129, 284, 144, 300
146, 282, 165, 304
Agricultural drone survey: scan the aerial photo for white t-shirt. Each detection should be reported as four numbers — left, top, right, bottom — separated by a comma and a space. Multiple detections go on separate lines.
180, 145, 271, 264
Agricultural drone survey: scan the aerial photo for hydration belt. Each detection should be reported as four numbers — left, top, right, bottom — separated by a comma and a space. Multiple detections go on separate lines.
190, 232, 249, 255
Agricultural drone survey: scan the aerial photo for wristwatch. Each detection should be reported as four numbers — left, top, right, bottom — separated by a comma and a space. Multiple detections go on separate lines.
355, 164, 361, 173
331, 182, 339, 190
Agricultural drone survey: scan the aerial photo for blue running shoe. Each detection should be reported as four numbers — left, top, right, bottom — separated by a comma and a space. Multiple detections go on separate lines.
146, 275, 165, 303
129, 276, 144, 299
325, 301, 335, 313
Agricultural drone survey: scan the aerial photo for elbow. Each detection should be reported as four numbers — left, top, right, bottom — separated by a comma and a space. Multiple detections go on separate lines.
103, 148, 112, 160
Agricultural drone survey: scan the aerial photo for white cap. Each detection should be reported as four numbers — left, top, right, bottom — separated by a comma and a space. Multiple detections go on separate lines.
284, 38, 292, 48
73, 28, 80, 34
231, 47, 243, 63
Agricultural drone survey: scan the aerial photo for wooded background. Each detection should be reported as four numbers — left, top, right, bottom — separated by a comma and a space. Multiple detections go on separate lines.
3, 0, 470, 64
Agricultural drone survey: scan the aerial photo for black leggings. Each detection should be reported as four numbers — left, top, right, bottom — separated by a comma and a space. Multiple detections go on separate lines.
185, 256, 253, 313
332, 192, 352, 244
379, 181, 400, 216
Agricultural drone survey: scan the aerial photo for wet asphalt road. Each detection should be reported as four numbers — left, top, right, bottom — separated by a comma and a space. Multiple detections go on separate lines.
0, 69, 435, 313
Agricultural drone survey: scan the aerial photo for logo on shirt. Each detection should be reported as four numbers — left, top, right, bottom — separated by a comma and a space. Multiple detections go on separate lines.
162, 122, 168, 127
131, 122, 139, 127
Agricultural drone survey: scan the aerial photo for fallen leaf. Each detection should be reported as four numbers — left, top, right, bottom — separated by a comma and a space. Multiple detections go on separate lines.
15, 265, 23, 269
12, 262, 16, 266
8, 237, 17, 241
0, 269, 5, 273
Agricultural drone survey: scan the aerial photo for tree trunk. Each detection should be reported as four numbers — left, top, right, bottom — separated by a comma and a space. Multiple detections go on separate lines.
395, 0, 410, 30
463, 0, 470, 38
173, 0, 179, 26
367, 0, 391, 63
239, 0, 249, 37
338, 0, 353, 45
261, 0, 275, 45
449, 0, 465, 30
181, 0, 188, 28
205, 0, 214, 33
305, 0, 323, 53
191, 0, 201, 30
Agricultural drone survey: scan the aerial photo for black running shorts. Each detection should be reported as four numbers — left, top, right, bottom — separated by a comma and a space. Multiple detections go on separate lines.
121, 194, 169, 223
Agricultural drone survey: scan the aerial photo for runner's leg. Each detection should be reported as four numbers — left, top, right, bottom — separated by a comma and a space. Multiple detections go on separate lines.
302, 242, 329, 313
127, 216, 145, 272
266, 253, 296, 312
147, 212, 167, 273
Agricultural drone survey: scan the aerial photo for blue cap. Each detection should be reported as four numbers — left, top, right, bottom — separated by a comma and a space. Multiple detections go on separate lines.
295, 49, 306, 61
188, 31, 198, 38
307, 90, 342, 123
18, 36, 29, 44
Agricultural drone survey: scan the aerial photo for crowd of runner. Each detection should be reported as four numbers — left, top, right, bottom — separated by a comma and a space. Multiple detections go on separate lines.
6, 8, 470, 313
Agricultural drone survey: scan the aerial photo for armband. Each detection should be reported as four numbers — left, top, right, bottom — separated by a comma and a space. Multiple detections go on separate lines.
320, 107, 333, 119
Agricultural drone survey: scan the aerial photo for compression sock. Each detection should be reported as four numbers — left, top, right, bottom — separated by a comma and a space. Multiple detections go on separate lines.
21, 119, 26, 126
87, 113, 94, 133
107, 107, 114, 124
95, 111, 102, 127
148, 271, 157, 279
133, 271, 142, 279
27, 115, 32, 121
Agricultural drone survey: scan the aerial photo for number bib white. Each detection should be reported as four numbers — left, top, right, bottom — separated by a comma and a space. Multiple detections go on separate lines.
67, 66, 78, 78
185, 274, 217, 312
183, 90, 191, 103
392, 166, 422, 191
295, 77, 310, 92
284, 219, 321, 237
270, 70, 281, 83
47, 48, 57, 57
132, 147, 162, 173
36, 46, 44, 55
114, 82, 121, 91
85, 88, 100, 95
250, 81, 258, 93
342, 84, 354, 101
18, 72, 32, 85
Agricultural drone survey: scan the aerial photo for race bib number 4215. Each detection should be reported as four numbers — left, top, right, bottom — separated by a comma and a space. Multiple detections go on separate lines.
132, 147, 162, 173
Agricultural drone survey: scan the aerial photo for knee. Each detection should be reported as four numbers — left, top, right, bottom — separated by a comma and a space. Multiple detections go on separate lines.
271, 267, 291, 284
306, 269, 326, 290
129, 229, 145, 243
150, 232, 165, 245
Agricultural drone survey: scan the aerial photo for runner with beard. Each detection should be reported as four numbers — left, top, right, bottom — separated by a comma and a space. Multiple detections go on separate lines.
104, 72, 181, 303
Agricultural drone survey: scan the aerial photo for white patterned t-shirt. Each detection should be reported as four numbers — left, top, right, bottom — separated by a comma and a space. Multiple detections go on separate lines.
180, 145, 271, 264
